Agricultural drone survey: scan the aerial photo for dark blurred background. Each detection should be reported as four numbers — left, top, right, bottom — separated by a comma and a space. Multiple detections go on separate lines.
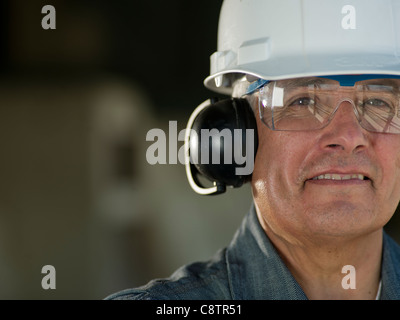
0, 0, 399, 300
0, 0, 255, 299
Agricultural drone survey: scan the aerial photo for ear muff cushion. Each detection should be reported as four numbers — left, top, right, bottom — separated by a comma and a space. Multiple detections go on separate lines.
189, 98, 258, 187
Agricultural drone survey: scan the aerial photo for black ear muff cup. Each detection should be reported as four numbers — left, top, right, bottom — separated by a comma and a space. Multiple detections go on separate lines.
189, 98, 258, 189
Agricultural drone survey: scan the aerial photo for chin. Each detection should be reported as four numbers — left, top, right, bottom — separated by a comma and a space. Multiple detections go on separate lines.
303, 202, 380, 238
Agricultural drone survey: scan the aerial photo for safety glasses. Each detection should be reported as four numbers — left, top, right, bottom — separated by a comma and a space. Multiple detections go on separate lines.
249, 76, 400, 134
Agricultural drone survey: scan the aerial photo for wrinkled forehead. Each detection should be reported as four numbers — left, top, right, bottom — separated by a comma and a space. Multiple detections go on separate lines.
275, 76, 400, 88
246, 75, 400, 95
274, 77, 335, 88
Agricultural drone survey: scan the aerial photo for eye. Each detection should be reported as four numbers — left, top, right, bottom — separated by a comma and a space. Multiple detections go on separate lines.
289, 97, 315, 107
364, 98, 389, 108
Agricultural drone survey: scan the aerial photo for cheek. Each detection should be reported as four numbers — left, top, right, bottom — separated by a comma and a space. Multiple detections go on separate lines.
386, 150, 400, 202
373, 137, 400, 212
252, 129, 308, 205
252, 130, 283, 207
251, 130, 313, 237
378, 136, 400, 177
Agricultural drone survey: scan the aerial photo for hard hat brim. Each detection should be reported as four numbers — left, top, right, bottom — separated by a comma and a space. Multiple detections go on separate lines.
205, 53, 400, 95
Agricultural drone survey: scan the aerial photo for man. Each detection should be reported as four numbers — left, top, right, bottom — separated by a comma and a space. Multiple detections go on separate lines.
106, 0, 400, 299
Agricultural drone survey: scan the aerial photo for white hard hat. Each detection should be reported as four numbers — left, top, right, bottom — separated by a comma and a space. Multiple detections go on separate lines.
204, 0, 400, 95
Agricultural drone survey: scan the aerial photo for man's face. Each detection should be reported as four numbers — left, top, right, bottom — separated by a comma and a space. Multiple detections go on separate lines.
251, 80, 400, 242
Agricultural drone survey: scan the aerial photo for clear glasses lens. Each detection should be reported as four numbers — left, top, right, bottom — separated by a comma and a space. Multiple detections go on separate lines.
254, 78, 400, 133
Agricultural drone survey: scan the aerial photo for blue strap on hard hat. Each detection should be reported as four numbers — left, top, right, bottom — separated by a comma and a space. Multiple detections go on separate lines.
245, 79, 269, 95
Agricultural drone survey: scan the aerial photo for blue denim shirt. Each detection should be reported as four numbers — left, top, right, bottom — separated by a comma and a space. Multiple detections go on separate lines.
106, 204, 400, 300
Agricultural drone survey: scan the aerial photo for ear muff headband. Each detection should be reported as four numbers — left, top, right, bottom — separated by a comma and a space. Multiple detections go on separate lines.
185, 99, 224, 195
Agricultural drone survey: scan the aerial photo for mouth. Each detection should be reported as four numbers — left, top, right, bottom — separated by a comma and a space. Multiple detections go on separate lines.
310, 173, 370, 181
305, 171, 373, 187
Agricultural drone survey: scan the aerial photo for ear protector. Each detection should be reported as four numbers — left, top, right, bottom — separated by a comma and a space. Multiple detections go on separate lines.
184, 98, 258, 195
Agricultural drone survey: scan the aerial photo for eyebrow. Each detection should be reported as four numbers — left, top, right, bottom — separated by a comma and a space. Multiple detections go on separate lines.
360, 79, 400, 96
361, 79, 400, 87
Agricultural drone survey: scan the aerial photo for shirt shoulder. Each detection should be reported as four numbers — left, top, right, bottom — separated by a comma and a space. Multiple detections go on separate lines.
104, 248, 232, 300
384, 232, 400, 262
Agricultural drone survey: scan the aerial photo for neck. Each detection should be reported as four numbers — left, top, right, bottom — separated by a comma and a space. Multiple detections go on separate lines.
258, 214, 383, 300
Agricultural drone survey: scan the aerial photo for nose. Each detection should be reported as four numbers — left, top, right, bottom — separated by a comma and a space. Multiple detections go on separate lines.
320, 100, 369, 153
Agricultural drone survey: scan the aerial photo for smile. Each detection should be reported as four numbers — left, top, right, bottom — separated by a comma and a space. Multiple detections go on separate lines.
311, 174, 367, 181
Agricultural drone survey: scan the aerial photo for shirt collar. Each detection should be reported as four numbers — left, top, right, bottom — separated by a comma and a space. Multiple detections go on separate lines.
379, 232, 400, 299
226, 204, 307, 299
